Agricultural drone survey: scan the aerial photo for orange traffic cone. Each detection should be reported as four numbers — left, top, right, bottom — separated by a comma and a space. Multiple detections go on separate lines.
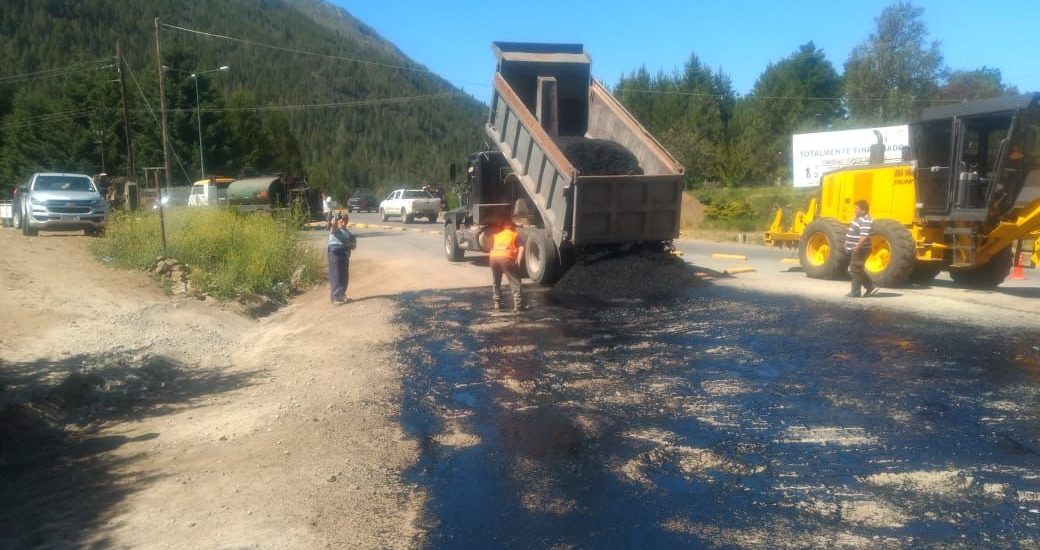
1011, 253, 1025, 280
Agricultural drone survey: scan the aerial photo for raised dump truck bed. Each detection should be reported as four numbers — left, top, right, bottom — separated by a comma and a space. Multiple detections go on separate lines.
486, 42, 684, 248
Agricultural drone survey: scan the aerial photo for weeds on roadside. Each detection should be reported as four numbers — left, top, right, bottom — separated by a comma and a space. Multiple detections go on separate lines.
91, 206, 322, 301
694, 187, 816, 232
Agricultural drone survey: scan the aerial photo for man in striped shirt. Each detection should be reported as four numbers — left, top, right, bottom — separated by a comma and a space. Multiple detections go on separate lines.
845, 200, 877, 298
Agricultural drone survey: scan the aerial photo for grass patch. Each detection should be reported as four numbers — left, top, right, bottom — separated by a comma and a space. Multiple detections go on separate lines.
92, 207, 323, 301
694, 187, 816, 232
678, 188, 816, 242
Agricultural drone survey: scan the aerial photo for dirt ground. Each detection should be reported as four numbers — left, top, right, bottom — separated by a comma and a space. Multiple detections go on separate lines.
0, 227, 485, 549
3, 221, 1038, 548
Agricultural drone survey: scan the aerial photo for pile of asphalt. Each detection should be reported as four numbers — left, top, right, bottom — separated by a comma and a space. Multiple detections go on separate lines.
550, 246, 701, 301
555, 136, 643, 176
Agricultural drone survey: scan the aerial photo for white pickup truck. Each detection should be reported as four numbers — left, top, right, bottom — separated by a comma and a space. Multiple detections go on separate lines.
12, 172, 107, 236
379, 189, 441, 223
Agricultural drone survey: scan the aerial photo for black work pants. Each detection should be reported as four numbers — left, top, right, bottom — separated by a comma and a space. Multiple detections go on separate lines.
848, 247, 874, 295
490, 257, 523, 309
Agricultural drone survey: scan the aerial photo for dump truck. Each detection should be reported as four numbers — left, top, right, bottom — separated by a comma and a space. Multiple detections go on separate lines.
766, 93, 1040, 289
443, 42, 685, 285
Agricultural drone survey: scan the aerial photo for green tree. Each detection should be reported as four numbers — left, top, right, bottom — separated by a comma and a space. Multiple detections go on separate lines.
938, 67, 1018, 102
843, 1, 945, 124
733, 42, 843, 184
614, 53, 736, 187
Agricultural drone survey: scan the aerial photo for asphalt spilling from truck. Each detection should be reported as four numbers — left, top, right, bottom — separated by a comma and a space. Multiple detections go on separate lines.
397, 284, 1040, 548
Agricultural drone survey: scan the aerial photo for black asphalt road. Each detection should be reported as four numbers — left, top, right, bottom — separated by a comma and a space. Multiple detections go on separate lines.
396, 284, 1040, 548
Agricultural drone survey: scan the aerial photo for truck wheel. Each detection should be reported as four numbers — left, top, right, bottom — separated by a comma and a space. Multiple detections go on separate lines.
908, 261, 944, 284
12, 202, 22, 229
380, 208, 388, 222
798, 219, 849, 279
444, 225, 464, 262
865, 219, 916, 287
21, 205, 37, 236
523, 228, 561, 285
949, 247, 1013, 289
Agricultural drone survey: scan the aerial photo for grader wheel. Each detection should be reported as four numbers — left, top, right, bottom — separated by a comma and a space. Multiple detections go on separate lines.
865, 219, 916, 287
798, 219, 849, 279
949, 247, 1013, 289
907, 261, 944, 284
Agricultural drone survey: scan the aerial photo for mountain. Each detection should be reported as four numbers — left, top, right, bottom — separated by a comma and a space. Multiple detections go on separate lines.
0, 0, 487, 198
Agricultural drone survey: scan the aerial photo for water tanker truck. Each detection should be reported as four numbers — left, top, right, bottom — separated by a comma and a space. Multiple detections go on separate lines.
443, 42, 685, 285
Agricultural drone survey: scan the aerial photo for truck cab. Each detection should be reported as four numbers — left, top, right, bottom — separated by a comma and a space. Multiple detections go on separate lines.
188, 176, 234, 207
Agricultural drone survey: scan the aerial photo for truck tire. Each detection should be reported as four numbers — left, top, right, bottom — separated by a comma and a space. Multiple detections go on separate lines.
523, 228, 561, 286
21, 204, 37, 236
444, 225, 464, 262
908, 261, 944, 284
12, 201, 22, 229
949, 247, 1013, 289
865, 219, 916, 287
380, 208, 388, 222
798, 219, 849, 279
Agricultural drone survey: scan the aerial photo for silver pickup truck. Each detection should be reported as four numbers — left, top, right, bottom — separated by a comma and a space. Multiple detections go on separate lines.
14, 172, 108, 236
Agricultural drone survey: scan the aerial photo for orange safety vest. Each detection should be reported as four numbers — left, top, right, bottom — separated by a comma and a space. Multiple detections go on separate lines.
489, 227, 519, 260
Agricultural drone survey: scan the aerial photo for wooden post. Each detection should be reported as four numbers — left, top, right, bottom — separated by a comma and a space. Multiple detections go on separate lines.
116, 41, 134, 178
153, 18, 169, 257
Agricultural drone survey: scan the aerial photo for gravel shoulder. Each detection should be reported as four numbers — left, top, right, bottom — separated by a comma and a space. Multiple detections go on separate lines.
0, 226, 484, 549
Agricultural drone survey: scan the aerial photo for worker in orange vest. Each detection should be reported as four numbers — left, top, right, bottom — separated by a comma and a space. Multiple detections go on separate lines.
489, 219, 525, 311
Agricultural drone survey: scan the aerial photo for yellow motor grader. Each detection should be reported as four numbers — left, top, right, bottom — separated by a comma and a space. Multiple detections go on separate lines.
766, 93, 1040, 288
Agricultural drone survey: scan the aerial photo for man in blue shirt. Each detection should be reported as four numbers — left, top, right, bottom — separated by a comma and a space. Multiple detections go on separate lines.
845, 200, 876, 298
327, 214, 356, 304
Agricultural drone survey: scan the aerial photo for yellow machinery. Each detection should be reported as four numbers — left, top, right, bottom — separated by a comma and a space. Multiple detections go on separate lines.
767, 94, 1040, 288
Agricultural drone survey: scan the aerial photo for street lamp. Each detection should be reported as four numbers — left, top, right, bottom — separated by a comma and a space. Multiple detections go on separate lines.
189, 65, 229, 180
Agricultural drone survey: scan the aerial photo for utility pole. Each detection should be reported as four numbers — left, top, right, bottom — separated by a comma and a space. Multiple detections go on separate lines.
116, 41, 134, 178
95, 109, 106, 173
153, 18, 169, 257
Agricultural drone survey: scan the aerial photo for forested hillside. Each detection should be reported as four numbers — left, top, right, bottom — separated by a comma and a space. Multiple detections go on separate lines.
0, 0, 486, 199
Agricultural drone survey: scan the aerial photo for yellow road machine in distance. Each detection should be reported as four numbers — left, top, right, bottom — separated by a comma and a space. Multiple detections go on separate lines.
766, 93, 1040, 289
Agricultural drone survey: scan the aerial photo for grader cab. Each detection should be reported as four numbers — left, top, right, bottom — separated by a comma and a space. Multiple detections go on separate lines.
766, 93, 1040, 288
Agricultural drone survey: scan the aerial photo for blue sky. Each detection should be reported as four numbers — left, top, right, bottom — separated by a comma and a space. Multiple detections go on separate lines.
335, 0, 1039, 100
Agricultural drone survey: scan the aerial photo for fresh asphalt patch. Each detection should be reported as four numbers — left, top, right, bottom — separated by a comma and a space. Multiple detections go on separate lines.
396, 284, 1040, 548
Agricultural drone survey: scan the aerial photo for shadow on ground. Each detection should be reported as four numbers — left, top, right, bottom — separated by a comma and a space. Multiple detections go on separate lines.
0, 350, 257, 549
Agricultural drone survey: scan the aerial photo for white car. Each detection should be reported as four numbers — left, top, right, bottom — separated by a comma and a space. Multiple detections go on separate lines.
379, 189, 441, 223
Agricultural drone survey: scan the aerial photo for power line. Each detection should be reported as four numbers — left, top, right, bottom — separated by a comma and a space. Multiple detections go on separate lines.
615, 87, 968, 104
0, 59, 115, 85
161, 22, 432, 74
0, 108, 97, 130
160, 22, 490, 90
122, 56, 194, 184
159, 92, 464, 114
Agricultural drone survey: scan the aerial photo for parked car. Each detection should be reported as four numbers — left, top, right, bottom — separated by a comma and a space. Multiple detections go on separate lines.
347, 191, 378, 213
379, 189, 441, 223
15, 172, 107, 236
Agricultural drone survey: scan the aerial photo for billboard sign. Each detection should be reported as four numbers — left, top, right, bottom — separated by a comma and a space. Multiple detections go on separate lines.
792, 125, 909, 188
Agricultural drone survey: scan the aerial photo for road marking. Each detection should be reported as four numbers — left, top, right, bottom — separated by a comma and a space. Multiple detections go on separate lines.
781, 258, 800, 264
725, 267, 757, 275
712, 253, 748, 261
